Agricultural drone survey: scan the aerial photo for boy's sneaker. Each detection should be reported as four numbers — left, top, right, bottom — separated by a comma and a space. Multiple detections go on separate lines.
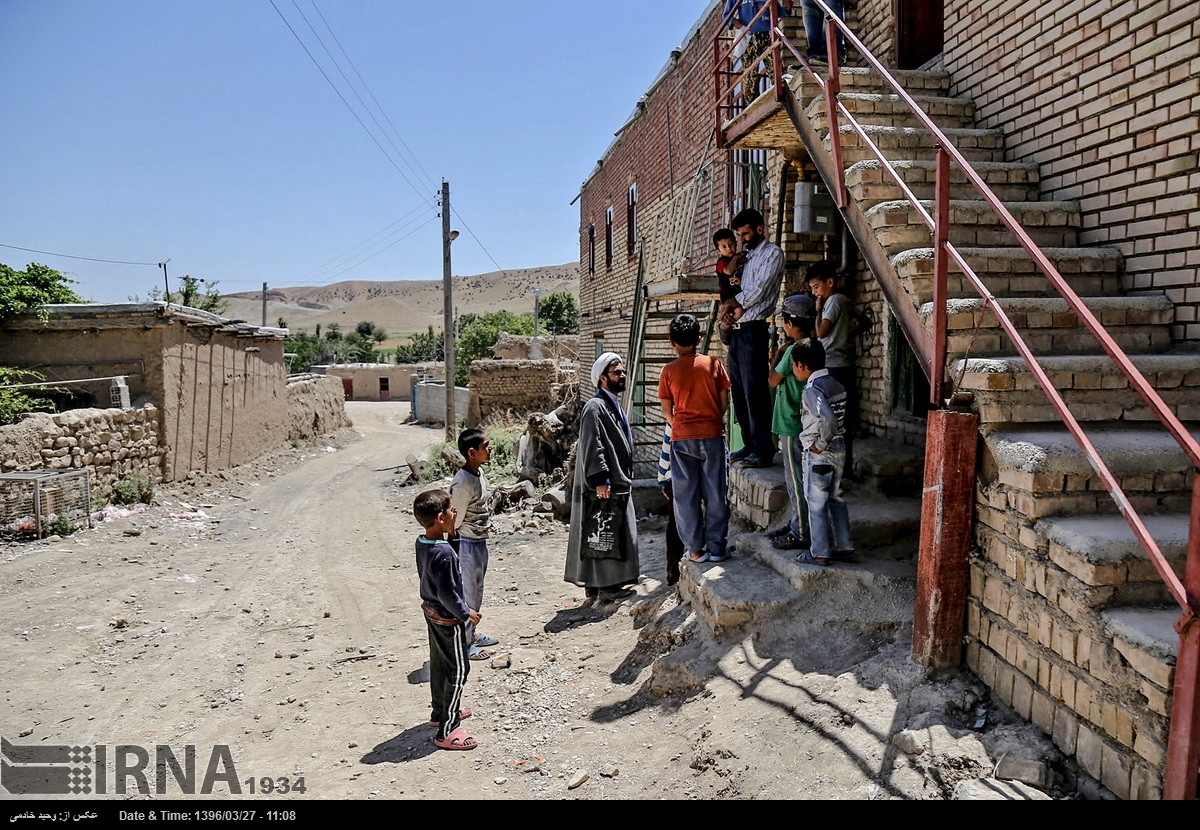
772, 533, 807, 550
766, 526, 790, 540
729, 447, 752, 463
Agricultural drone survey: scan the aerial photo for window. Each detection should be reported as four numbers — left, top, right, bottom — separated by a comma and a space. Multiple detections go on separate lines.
605, 206, 614, 269
586, 223, 596, 276
626, 183, 638, 257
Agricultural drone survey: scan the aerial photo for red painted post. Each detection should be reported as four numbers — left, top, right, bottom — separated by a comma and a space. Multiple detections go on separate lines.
912, 409, 979, 671
931, 146, 951, 405
1164, 474, 1200, 799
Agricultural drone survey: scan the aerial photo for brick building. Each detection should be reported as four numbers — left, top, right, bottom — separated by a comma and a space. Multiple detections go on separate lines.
577, 0, 1199, 799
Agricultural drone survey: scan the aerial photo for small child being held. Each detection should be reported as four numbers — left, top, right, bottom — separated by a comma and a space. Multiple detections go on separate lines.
413, 488, 479, 750
450, 428, 498, 661
713, 228, 745, 345
789, 338, 854, 566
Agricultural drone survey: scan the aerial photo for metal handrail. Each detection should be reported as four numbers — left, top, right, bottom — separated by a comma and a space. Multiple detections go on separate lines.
714, 1, 786, 122
729, 0, 1200, 799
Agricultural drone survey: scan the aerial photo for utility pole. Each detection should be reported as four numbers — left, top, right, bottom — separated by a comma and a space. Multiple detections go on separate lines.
533, 287, 542, 337
441, 181, 458, 442
262, 282, 268, 327
159, 260, 171, 300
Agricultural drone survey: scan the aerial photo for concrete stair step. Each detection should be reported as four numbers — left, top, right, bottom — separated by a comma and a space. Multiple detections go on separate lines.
864, 199, 1080, 255
1101, 607, 1179, 708
919, 295, 1174, 358
1039, 513, 1188, 599
805, 91, 976, 132
846, 159, 1041, 208
677, 553, 796, 638
980, 422, 1199, 518
954, 353, 1200, 425
791, 66, 951, 99
893, 246, 1125, 303
825, 125, 1009, 165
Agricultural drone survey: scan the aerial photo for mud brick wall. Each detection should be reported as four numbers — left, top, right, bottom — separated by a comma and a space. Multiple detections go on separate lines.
943, 0, 1200, 341
468, 360, 573, 422
286, 375, 352, 440
0, 406, 165, 496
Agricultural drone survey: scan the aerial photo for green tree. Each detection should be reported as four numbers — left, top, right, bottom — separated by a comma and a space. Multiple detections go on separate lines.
394, 326, 443, 364
0, 262, 83, 322
454, 310, 533, 386
538, 291, 580, 334
171, 275, 227, 314
355, 320, 376, 338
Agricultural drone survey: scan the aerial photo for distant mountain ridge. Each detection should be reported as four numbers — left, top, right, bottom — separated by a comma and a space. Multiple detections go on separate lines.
222, 263, 578, 337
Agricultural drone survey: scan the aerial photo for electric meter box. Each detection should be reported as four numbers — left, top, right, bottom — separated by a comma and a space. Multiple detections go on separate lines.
793, 182, 838, 234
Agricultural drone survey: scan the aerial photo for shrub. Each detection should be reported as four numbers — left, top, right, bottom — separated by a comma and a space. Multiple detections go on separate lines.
45, 513, 76, 537
111, 472, 153, 506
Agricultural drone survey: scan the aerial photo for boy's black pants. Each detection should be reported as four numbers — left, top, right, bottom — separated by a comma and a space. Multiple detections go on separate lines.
427, 619, 470, 741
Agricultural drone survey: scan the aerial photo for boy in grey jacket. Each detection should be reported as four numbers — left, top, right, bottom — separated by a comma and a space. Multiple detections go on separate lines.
790, 338, 853, 566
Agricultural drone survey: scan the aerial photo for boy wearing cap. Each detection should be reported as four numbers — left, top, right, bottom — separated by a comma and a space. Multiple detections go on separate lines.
768, 294, 817, 551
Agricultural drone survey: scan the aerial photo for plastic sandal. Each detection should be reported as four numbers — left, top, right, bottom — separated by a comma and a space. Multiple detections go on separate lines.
468, 647, 495, 661
433, 727, 478, 750
473, 634, 499, 647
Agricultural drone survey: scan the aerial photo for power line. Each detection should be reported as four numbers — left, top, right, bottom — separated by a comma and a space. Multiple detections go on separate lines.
268, 0, 434, 208
0, 242, 159, 267
308, 0, 438, 193
292, 203, 428, 281
308, 216, 438, 285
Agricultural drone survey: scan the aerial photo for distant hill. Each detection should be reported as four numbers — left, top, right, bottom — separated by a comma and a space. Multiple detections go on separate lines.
223, 263, 579, 338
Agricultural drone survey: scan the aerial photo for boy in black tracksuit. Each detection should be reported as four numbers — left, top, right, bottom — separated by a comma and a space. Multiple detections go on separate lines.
414, 488, 480, 750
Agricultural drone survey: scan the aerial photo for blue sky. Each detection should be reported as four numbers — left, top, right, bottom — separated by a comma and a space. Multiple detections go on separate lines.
0, 0, 713, 302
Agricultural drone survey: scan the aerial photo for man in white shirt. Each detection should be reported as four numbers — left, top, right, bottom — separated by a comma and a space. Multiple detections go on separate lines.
720, 208, 784, 467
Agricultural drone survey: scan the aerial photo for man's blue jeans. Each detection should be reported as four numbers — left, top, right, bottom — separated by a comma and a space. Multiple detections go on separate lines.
801, 0, 845, 61
804, 438, 852, 559
670, 436, 730, 559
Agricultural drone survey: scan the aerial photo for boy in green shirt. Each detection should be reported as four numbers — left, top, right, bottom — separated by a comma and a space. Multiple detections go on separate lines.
768, 294, 816, 550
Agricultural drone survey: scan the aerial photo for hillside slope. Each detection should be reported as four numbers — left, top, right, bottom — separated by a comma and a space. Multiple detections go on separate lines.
223, 263, 578, 336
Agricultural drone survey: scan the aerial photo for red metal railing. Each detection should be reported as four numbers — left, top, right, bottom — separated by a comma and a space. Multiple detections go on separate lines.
715, 0, 1200, 799
713, 0, 785, 128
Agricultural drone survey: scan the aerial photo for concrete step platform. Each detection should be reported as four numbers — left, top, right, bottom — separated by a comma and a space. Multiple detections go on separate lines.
919, 295, 1174, 358
980, 422, 1200, 519
893, 246, 1125, 304
954, 352, 1200, 425
864, 199, 1080, 255
825, 125, 1008, 165
805, 91, 976, 132
1101, 606, 1179, 713
846, 159, 1041, 208
1038, 513, 1188, 596
677, 552, 796, 638
791, 66, 951, 100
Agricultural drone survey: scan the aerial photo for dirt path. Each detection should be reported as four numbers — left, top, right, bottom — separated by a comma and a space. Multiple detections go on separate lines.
2, 402, 1061, 801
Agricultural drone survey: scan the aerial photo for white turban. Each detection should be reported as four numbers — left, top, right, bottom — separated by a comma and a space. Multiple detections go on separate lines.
591, 352, 623, 387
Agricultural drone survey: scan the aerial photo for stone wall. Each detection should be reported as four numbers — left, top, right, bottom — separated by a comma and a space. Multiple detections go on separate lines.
0, 406, 164, 496
944, 0, 1200, 341
467, 360, 579, 426
286, 375, 352, 440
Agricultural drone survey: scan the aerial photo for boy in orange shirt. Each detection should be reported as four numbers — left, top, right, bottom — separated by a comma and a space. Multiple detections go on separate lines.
658, 314, 732, 563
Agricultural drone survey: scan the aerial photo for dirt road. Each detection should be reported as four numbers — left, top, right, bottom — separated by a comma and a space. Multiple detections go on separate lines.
2, 402, 1059, 801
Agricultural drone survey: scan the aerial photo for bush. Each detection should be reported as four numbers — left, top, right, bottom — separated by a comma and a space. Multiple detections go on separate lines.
45, 513, 76, 537
111, 472, 153, 506
415, 421, 524, 484
0, 367, 56, 426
